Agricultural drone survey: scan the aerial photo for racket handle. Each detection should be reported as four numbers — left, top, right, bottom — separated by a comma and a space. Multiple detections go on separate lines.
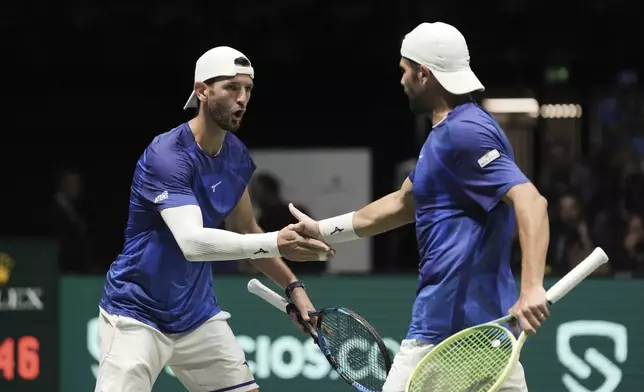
546, 247, 608, 304
247, 278, 289, 313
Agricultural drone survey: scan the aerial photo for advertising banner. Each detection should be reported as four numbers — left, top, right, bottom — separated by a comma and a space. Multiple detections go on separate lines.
0, 239, 58, 392
60, 276, 643, 392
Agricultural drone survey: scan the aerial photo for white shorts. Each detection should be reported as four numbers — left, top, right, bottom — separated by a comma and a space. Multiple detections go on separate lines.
94, 307, 258, 392
382, 339, 528, 392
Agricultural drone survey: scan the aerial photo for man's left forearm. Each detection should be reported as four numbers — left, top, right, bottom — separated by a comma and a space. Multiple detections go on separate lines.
514, 195, 549, 289
245, 223, 298, 289
251, 257, 299, 289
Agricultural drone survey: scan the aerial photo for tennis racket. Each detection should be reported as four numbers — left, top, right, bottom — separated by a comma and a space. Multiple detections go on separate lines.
247, 278, 393, 392
405, 247, 609, 392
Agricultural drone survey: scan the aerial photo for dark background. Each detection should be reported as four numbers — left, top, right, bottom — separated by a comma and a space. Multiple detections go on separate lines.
2, 0, 643, 274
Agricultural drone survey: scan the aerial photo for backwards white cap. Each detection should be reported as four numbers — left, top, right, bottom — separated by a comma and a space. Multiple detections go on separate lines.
401, 22, 484, 95
183, 46, 255, 110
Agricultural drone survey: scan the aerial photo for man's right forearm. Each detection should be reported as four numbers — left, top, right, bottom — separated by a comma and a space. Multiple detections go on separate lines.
353, 191, 415, 237
161, 205, 281, 262
319, 183, 415, 243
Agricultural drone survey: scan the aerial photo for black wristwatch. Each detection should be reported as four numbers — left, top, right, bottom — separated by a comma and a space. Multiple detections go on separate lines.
285, 280, 306, 299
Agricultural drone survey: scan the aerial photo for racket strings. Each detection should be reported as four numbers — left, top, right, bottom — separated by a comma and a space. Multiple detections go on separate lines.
408, 326, 514, 392
320, 311, 388, 391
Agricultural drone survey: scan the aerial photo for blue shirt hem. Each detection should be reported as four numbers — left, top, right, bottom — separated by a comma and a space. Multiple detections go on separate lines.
99, 298, 221, 334
404, 333, 445, 345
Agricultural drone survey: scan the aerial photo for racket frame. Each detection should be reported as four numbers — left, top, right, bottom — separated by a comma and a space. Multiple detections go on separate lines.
405, 247, 609, 392
248, 278, 392, 392
405, 319, 522, 392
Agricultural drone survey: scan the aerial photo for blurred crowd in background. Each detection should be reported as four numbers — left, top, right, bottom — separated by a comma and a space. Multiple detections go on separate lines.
48, 78, 644, 278
5, 0, 643, 278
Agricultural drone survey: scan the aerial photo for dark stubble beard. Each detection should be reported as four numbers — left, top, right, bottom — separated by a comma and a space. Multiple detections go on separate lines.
408, 94, 429, 115
207, 100, 241, 131
407, 87, 433, 115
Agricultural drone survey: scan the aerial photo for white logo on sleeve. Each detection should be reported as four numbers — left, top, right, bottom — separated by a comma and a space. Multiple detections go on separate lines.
211, 181, 222, 192
154, 190, 168, 204
477, 149, 500, 168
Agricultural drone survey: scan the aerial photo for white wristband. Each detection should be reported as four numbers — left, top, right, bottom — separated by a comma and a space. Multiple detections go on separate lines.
241, 232, 281, 259
318, 212, 359, 243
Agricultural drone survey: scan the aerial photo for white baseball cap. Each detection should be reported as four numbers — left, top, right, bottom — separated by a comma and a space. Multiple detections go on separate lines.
183, 46, 255, 110
400, 22, 484, 95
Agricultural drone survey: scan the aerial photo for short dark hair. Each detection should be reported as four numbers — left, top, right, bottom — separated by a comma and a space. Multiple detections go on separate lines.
404, 57, 421, 70
234, 56, 251, 67
196, 57, 251, 114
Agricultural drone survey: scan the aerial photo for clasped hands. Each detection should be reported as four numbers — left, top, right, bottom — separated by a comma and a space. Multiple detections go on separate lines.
276, 204, 333, 262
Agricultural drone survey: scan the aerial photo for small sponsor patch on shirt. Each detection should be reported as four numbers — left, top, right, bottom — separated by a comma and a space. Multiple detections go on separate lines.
477, 149, 500, 168
154, 190, 169, 204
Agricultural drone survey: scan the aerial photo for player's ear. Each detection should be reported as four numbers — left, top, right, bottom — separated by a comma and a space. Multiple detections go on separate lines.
419, 65, 432, 85
194, 81, 209, 103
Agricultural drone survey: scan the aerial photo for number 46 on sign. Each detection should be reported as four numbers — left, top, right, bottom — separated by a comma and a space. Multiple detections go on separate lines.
0, 336, 40, 381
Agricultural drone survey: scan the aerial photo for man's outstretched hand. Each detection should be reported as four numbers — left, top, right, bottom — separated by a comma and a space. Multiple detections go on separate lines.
289, 203, 325, 242
277, 221, 334, 261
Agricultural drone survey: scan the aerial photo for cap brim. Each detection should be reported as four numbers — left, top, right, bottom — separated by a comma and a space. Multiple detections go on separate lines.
183, 91, 198, 110
430, 68, 485, 95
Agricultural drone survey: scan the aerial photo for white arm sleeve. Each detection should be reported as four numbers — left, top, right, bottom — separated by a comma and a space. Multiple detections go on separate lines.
160, 205, 281, 262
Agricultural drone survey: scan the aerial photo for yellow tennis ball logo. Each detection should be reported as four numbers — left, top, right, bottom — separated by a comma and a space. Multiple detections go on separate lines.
0, 252, 15, 286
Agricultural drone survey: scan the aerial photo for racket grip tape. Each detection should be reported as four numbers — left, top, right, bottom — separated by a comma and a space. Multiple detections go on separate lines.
247, 278, 289, 313
545, 247, 608, 304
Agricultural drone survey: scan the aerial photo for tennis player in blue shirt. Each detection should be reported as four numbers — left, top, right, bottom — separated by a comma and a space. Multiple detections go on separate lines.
290, 22, 550, 392
95, 46, 333, 392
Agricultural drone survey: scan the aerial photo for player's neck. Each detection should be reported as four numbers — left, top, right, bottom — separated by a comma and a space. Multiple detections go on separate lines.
430, 92, 451, 126
432, 93, 472, 126
432, 108, 450, 126
189, 115, 227, 156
